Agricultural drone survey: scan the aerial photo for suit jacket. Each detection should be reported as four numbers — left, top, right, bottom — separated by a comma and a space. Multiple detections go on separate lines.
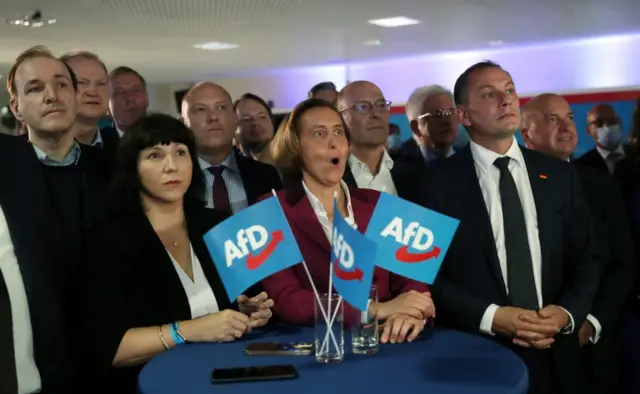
0, 134, 110, 393
576, 146, 634, 201
235, 150, 283, 205
260, 183, 428, 326
342, 157, 421, 199
574, 163, 635, 391
76, 205, 231, 394
409, 145, 600, 393
99, 126, 120, 175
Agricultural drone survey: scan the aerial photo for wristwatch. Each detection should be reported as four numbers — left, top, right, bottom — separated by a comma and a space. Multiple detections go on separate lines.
560, 320, 573, 335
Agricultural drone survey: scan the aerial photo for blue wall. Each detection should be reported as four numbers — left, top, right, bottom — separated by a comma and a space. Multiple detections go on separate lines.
390, 99, 637, 157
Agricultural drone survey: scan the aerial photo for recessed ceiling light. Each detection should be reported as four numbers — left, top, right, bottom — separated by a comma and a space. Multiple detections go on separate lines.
193, 42, 239, 51
364, 39, 382, 46
368, 16, 420, 28
488, 40, 504, 46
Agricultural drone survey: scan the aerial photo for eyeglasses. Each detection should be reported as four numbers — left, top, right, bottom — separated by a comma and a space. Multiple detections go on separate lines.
340, 100, 392, 114
418, 108, 456, 120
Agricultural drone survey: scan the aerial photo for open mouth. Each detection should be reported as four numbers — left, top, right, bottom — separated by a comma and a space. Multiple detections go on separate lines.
84, 101, 101, 105
330, 157, 340, 166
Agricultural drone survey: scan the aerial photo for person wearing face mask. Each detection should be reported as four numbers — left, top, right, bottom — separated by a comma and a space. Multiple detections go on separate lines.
577, 103, 634, 200
386, 123, 403, 158
261, 99, 434, 344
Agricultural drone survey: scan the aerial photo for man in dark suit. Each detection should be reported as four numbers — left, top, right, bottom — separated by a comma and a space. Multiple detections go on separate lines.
399, 84, 458, 167
336, 81, 418, 197
411, 61, 601, 394
521, 93, 634, 393
576, 103, 634, 199
61, 50, 119, 172
1, 46, 111, 392
180, 82, 283, 214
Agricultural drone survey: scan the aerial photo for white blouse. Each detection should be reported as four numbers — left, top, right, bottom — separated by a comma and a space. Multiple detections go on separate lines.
302, 180, 357, 240
168, 245, 220, 318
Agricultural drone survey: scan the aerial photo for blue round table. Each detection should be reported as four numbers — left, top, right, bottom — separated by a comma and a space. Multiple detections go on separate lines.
138, 326, 528, 394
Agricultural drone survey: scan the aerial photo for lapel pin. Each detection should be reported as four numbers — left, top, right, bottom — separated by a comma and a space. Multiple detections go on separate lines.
538, 174, 548, 179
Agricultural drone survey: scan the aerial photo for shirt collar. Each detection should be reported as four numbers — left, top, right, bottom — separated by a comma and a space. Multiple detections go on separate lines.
32, 140, 82, 166
420, 145, 455, 162
91, 129, 104, 148
198, 151, 240, 173
470, 136, 523, 175
348, 149, 395, 173
596, 144, 625, 159
302, 179, 355, 220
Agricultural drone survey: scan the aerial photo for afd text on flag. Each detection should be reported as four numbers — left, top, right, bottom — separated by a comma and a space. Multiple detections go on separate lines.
204, 196, 303, 300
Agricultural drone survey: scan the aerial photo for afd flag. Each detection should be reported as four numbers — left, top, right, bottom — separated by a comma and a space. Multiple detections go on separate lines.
365, 193, 459, 285
204, 196, 303, 301
331, 199, 377, 311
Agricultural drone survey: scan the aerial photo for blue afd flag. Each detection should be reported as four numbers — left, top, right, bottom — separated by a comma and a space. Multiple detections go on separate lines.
330, 199, 377, 311
204, 196, 303, 301
364, 193, 459, 285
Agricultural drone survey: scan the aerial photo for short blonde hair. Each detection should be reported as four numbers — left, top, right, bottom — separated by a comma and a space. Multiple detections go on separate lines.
59, 50, 108, 75
271, 98, 350, 177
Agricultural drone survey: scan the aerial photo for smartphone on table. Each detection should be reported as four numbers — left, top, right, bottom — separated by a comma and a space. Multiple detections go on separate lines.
244, 342, 314, 356
211, 364, 298, 384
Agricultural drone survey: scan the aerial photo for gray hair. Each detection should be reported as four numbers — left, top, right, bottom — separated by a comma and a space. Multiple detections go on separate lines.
405, 84, 454, 122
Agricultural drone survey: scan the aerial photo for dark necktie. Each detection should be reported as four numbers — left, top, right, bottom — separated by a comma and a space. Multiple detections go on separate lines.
209, 166, 231, 214
0, 272, 18, 394
493, 157, 538, 310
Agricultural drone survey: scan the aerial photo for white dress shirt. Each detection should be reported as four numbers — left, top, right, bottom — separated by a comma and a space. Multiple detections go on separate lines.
0, 206, 41, 393
302, 180, 356, 239
472, 138, 588, 339
168, 245, 220, 318
348, 150, 397, 196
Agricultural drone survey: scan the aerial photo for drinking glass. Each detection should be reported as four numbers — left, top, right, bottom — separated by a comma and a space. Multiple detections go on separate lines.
314, 293, 344, 363
351, 285, 379, 354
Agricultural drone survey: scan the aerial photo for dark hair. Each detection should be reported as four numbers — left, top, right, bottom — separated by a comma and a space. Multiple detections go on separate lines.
108, 66, 147, 89
271, 98, 350, 177
233, 93, 274, 124
107, 113, 205, 216
308, 81, 337, 98
453, 60, 505, 105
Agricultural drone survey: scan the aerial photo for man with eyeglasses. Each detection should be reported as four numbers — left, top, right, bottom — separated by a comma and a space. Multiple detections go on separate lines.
337, 81, 416, 196
402, 85, 458, 167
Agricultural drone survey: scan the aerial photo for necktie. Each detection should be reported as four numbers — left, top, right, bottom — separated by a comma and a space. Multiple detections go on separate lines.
0, 273, 18, 394
493, 157, 538, 310
209, 166, 231, 214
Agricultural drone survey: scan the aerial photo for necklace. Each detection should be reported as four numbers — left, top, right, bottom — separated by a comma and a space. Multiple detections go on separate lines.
172, 240, 179, 247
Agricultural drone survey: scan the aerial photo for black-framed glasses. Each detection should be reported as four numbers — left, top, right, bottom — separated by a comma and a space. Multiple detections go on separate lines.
340, 99, 392, 114
418, 108, 456, 120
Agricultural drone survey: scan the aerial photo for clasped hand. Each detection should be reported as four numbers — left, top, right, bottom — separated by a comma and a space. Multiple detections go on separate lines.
495, 305, 568, 349
237, 291, 275, 328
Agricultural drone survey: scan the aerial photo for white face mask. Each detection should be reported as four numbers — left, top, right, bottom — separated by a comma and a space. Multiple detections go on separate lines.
387, 134, 402, 150
595, 124, 622, 151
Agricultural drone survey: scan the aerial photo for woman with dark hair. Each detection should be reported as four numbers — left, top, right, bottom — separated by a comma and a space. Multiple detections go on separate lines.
77, 113, 274, 393
261, 99, 434, 343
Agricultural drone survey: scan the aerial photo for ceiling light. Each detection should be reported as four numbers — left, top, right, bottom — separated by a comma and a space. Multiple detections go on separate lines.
6, 10, 56, 28
193, 42, 239, 51
368, 16, 420, 28
364, 39, 382, 46
488, 40, 504, 46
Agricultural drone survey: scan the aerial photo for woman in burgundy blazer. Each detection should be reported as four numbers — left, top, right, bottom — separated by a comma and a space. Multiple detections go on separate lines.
260, 99, 434, 340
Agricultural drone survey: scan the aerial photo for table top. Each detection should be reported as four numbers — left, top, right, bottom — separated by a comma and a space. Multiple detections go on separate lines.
138, 325, 528, 394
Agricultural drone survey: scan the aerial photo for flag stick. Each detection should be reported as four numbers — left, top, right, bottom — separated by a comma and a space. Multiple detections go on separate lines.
271, 189, 339, 352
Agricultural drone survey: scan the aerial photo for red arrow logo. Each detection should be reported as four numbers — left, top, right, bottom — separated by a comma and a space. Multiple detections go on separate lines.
332, 259, 363, 282
395, 245, 441, 263
246, 230, 284, 270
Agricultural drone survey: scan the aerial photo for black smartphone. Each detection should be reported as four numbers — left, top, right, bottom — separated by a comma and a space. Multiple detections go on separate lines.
244, 342, 314, 356
211, 364, 298, 384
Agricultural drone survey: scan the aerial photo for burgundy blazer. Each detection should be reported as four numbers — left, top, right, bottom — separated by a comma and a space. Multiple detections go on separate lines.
259, 182, 429, 326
